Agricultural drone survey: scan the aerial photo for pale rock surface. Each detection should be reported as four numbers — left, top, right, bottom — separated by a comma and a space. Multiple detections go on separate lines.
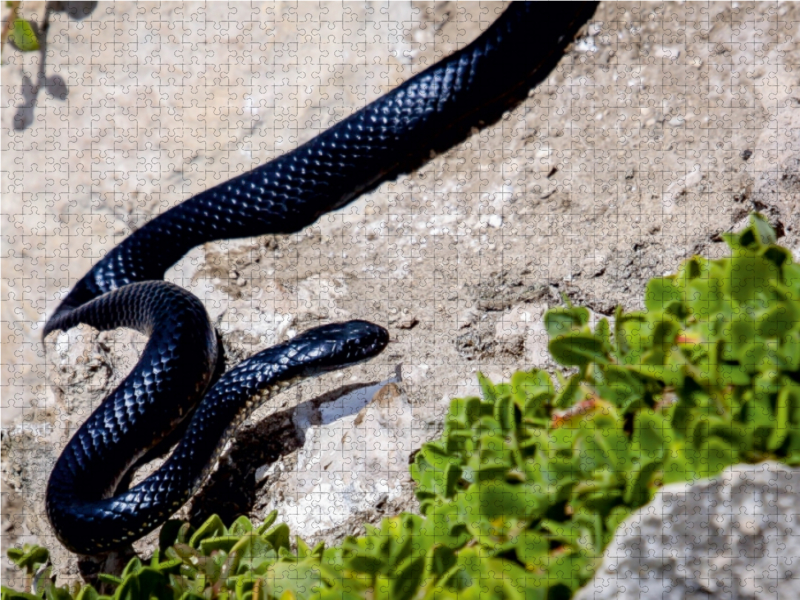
575, 462, 800, 600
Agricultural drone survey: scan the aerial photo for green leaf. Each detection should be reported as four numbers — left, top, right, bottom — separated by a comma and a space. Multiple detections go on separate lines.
1, 588, 41, 600
552, 374, 583, 410
10, 19, 39, 52
295, 536, 312, 559
261, 524, 291, 554
650, 315, 681, 348
391, 555, 425, 600
605, 506, 631, 539
114, 568, 170, 600
5, 548, 23, 562
540, 520, 589, 549
595, 316, 611, 347
721, 231, 744, 252
74, 586, 99, 600
477, 480, 542, 522
644, 277, 683, 312
262, 562, 326, 600
686, 278, 725, 322
624, 363, 683, 386
234, 574, 259, 600
228, 534, 276, 577
544, 307, 590, 337
749, 212, 778, 247
698, 438, 739, 478
121, 558, 142, 579
725, 255, 779, 306
762, 245, 792, 270
96, 574, 123, 587
624, 461, 660, 507
597, 365, 646, 409
549, 332, 609, 367
446, 396, 486, 429
152, 558, 182, 575
189, 514, 226, 549
422, 544, 456, 580
756, 304, 795, 339
514, 530, 548, 569
493, 393, 516, 434
675, 255, 707, 284
476, 372, 496, 403
6, 545, 49, 573
767, 385, 794, 451
44, 583, 72, 600
632, 410, 668, 458
199, 535, 240, 555
511, 370, 553, 414
724, 315, 756, 360
780, 331, 800, 370
255, 511, 278, 535
228, 516, 254, 536
444, 429, 472, 455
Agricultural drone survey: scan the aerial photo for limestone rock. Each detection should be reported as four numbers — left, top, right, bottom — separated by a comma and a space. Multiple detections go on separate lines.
575, 462, 800, 600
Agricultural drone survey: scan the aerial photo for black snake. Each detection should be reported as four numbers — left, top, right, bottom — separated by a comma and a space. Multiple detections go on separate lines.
44, 1, 599, 555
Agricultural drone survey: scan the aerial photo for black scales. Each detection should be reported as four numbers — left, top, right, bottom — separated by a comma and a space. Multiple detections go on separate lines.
44, 2, 599, 554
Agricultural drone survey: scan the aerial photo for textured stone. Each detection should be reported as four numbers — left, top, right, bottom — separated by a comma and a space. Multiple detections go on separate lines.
575, 462, 800, 600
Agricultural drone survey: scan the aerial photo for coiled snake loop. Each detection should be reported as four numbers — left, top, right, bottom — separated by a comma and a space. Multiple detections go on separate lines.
44, 2, 598, 554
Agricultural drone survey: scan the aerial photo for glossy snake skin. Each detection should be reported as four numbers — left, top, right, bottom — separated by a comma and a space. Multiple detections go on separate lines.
44, 2, 598, 554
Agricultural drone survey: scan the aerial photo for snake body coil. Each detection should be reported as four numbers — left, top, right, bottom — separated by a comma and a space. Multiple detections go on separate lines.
45, 2, 598, 555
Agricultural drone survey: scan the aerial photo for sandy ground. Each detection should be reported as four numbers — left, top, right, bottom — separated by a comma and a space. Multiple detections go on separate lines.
3, 0, 800, 587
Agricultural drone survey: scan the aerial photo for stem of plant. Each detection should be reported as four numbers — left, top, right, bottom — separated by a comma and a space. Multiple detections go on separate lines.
0, 1, 21, 61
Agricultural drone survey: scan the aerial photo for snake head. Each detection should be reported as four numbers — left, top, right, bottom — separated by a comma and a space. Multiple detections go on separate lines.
288, 320, 389, 376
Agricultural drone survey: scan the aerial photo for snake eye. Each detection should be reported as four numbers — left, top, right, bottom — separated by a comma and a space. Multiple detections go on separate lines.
339, 321, 389, 360
288, 320, 389, 375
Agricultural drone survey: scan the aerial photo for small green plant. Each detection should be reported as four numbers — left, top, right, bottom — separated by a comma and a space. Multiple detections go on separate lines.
5, 214, 800, 600
2, 2, 40, 57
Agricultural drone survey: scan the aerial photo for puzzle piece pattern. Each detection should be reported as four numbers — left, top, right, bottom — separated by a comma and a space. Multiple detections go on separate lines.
3, 1, 800, 595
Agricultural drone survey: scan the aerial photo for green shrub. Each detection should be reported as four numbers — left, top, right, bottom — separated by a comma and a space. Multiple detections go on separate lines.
5, 213, 800, 600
